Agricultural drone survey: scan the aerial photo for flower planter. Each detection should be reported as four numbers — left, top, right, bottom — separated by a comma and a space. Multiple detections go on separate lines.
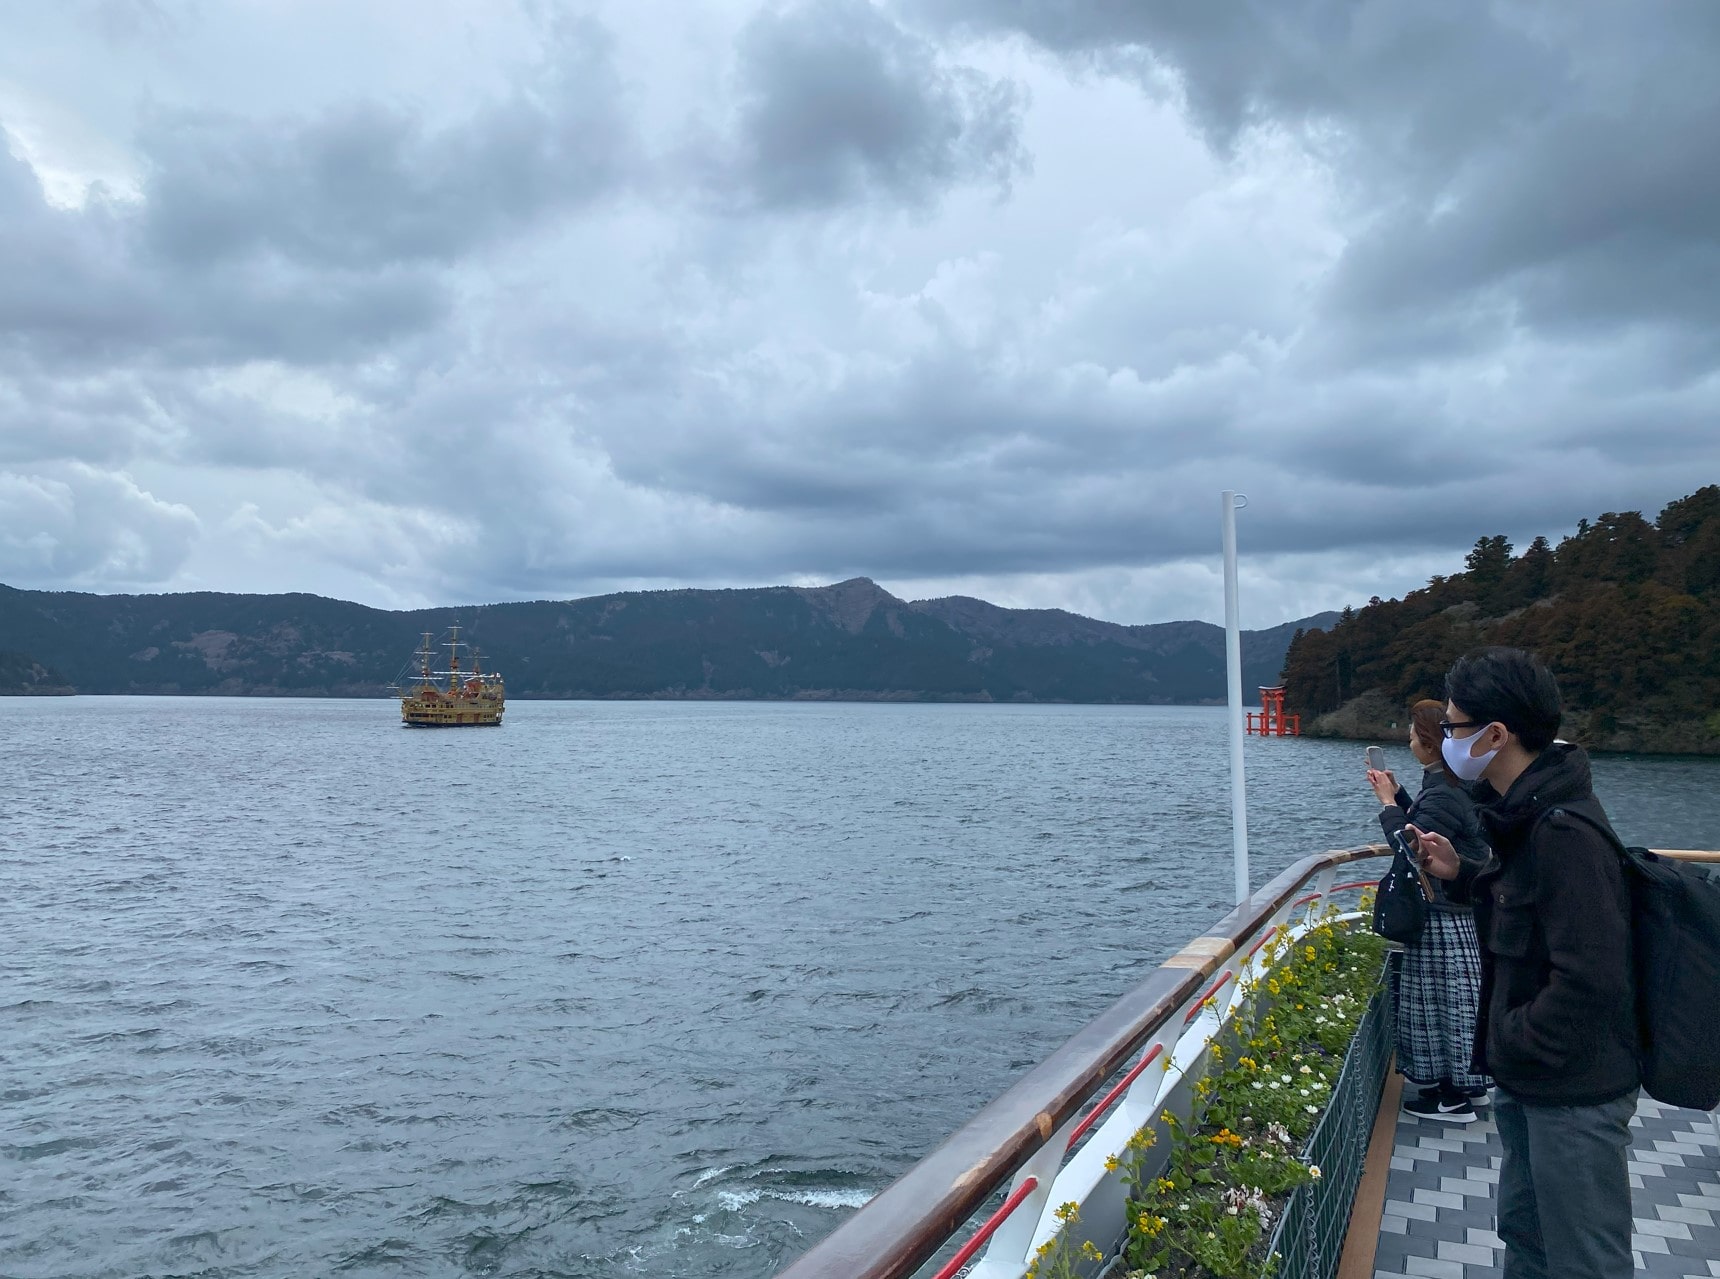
1261, 980, 1394, 1279
1037, 924, 1390, 1279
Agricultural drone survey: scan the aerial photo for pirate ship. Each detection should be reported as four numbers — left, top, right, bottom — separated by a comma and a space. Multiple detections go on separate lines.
393, 627, 504, 727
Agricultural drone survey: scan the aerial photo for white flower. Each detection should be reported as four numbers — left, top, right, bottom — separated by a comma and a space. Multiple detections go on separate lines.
1226, 1206, 1239, 1215
1299, 1065, 1312, 1074
1305, 1104, 1319, 1114
1252, 1081, 1264, 1089
1281, 1074, 1292, 1083
1299, 1089, 1310, 1096
1308, 1165, 1322, 1180
1270, 1081, 1281, 1089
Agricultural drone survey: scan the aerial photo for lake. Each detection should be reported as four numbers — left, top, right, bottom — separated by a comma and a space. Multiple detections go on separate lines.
4, 698, 1716, 1278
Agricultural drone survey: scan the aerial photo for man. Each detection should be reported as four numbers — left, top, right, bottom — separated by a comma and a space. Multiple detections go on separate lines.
1409, 646, 1637, 1279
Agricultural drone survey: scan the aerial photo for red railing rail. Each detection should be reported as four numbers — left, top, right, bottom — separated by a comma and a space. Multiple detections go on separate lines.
928, 1177, 1040, 1279
1064, 1044, 1164, 1151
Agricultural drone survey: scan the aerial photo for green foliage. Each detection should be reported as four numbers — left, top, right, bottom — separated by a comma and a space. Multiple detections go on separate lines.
1026, 1201, 1109, 1279
1282, 486, 1720, 747
1117, 920, 1386, 1279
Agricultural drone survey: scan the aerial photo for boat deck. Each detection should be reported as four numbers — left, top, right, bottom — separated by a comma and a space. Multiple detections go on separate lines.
1366, 1091, 1720, 1279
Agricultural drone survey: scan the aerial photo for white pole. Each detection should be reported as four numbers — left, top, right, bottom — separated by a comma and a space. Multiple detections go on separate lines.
1222, 491, 1250, 905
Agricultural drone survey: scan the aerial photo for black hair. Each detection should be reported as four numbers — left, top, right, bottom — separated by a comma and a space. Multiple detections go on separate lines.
1444, 647, 1562, 752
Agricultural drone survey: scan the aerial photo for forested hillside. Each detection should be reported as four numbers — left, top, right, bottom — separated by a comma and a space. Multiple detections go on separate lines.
0, 651, 73, 695
0, 577, 1331, 704
1283, 486, 1720, 753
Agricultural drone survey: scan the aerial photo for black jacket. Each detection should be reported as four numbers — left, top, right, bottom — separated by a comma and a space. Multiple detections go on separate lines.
1377, 767, 1488, 911
1455, 743, 1638, 1105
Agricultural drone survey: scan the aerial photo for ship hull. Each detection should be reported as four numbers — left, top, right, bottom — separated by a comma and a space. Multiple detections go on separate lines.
400, 698, 504, 727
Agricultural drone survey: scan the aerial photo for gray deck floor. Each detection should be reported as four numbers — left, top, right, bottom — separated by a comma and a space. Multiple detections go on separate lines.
1370, 1092, 1720, 1279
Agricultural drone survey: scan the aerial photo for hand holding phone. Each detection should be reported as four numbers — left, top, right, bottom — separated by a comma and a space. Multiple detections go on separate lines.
1407, 824, 1461, 881
1365, 756, 1398, 805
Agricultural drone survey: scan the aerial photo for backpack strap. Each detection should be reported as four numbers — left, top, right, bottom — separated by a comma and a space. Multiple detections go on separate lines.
1540, 802, 1654, 870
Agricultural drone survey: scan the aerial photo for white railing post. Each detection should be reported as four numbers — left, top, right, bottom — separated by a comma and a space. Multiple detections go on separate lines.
970, 1117, 1079, 1276
1222, 490, 1250, 905
1306, 865, 1336, 925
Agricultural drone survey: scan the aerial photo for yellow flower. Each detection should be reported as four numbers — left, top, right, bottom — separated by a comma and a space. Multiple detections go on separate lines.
1104, 1155, 1121, 1173
1081, 1240, 1105, 1261
1054, 1200, 1080, 1223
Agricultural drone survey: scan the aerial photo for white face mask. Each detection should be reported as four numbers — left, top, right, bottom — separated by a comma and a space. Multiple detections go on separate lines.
1442, 727, 1499, 782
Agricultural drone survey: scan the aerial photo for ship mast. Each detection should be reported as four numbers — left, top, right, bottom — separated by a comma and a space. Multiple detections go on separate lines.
418, 632, 434, 688
445, 626, 464, 694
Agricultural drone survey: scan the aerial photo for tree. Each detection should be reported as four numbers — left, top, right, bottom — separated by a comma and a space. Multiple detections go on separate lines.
1462, 534, 1513, 612
1498, 535, 1554, 609
1657, 486, 1720, 596
1464, 535, 1513, 581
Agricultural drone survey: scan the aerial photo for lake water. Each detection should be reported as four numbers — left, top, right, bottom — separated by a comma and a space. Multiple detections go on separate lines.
4, 698, 1716, 1278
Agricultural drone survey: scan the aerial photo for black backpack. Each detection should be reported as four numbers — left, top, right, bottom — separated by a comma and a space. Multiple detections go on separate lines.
1553, 802, 1720, 1112
1372, 829, 1430, 945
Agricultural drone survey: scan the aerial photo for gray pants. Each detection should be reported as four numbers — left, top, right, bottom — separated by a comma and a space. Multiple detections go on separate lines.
1494, 1087, 1638, 1279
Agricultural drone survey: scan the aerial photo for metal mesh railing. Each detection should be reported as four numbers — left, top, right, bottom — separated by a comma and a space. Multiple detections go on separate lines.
1265, 966, 1396, 1279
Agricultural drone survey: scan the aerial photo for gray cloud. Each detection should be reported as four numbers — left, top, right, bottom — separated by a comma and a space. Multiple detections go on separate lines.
139, 17, 627, 269
0, 137, 448, 369
711, 0, 1028, 210
0, 462, 198, 587
929, 1, 1720, 348
0, 14, 626, 373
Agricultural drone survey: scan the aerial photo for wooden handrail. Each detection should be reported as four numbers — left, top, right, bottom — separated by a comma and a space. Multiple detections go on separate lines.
770, 844, 1388, 1279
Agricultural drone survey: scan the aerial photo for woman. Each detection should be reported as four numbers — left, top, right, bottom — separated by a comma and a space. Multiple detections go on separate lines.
1366, 699, 1493, 1121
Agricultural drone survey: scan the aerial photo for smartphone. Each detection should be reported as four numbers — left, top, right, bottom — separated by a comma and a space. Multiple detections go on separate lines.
1365, 746, 1387, 771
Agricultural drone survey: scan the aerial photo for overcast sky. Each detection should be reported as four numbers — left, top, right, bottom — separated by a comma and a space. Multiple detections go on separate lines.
2, 1, 1716, 627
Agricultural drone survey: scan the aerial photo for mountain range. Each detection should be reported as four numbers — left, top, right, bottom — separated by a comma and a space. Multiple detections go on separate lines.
0, 578, 1335, 703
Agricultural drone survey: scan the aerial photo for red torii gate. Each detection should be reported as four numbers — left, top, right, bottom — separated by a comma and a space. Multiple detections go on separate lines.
1247, 685, 1301, 736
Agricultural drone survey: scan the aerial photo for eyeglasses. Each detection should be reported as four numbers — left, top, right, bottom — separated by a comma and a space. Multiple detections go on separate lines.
1439, 720, 1485, 738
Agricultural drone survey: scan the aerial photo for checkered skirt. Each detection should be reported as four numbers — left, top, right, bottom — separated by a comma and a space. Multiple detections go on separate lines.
1391, 908, 1492, 1089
